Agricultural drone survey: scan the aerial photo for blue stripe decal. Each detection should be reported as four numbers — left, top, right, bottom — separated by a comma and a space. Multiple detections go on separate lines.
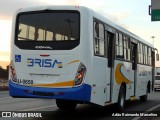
9, 81, 91, 102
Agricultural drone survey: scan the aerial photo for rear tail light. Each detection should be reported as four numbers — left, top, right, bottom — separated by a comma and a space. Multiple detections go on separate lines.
74, 63, 86, 86
10, 61, 17, 83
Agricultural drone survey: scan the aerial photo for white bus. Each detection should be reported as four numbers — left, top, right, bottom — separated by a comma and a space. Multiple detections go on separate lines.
9, 6, 159, 111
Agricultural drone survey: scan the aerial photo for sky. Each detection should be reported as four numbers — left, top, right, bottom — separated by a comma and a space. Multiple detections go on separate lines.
0, 0, 160, 68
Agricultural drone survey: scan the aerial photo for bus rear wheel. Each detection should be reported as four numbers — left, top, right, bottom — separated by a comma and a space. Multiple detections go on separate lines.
140, 86, 148, 102
56, 99, 77, 110
117, 85, 126, 112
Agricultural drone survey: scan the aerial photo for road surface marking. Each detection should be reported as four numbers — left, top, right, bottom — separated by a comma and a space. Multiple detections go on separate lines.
20, 105, 57, 111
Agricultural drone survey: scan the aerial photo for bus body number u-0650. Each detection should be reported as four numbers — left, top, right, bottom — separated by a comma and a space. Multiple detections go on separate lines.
17, 79, 33, 85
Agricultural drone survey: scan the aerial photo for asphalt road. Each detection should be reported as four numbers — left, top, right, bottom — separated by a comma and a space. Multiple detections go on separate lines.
0, 90, 160, 120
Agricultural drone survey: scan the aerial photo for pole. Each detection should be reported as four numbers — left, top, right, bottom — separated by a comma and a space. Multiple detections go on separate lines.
151, 36, 155, 47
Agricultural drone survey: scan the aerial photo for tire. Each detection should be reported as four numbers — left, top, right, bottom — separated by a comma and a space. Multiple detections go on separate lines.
117, 85, 126, 112
56, 99, 77, 110
140, 87, 148, 102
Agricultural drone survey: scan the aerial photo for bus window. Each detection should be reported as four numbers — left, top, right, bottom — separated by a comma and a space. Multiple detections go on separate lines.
28, 26, 35, 40
124, 36, 130, 61
95, 22, 99, 37
116, 33, 124, 59
94, 21, 105, 56
18, 24, 28, 40
18, 24, 35, 40
127, 38, 131, 61
46, 31, 53, 41
123, 36, 127, 60
37, 29, 44, 41
138, 43, 144, 64
16, 11, 80, 50
148, 47, 152, 65
144, 46, 148, 64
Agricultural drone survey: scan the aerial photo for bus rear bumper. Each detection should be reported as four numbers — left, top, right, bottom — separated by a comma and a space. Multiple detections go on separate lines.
9, 80, 91, 102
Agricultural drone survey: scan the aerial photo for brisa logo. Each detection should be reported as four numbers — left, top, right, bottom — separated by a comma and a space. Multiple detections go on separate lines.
27, 58, 62, 68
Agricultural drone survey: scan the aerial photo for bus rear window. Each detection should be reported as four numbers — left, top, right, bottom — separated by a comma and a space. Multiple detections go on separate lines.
15, 11, 80, 50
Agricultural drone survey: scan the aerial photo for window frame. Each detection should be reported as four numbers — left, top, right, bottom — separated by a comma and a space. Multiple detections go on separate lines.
116, 32, 124, 60
138, 42, 152, 66
93, 19, 105, 57
15, 10, 80, 50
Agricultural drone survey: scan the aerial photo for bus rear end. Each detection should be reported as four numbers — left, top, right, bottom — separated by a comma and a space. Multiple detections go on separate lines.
9, 6, 92, 109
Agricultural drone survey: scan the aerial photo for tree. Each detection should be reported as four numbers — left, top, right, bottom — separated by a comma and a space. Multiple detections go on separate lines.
0, 66, 8, 79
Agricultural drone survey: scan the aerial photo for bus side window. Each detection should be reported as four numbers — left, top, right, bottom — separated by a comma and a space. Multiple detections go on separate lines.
123, 36, 130, 61
94, 21, 105, 56
95, 22, 99, 37
138, 43, 144, 64
148, 47, 152, 65
116, 32, 124, 60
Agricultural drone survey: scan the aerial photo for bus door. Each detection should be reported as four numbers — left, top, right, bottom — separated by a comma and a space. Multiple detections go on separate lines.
105, 31, 114, 102
131, 42, 137, 96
